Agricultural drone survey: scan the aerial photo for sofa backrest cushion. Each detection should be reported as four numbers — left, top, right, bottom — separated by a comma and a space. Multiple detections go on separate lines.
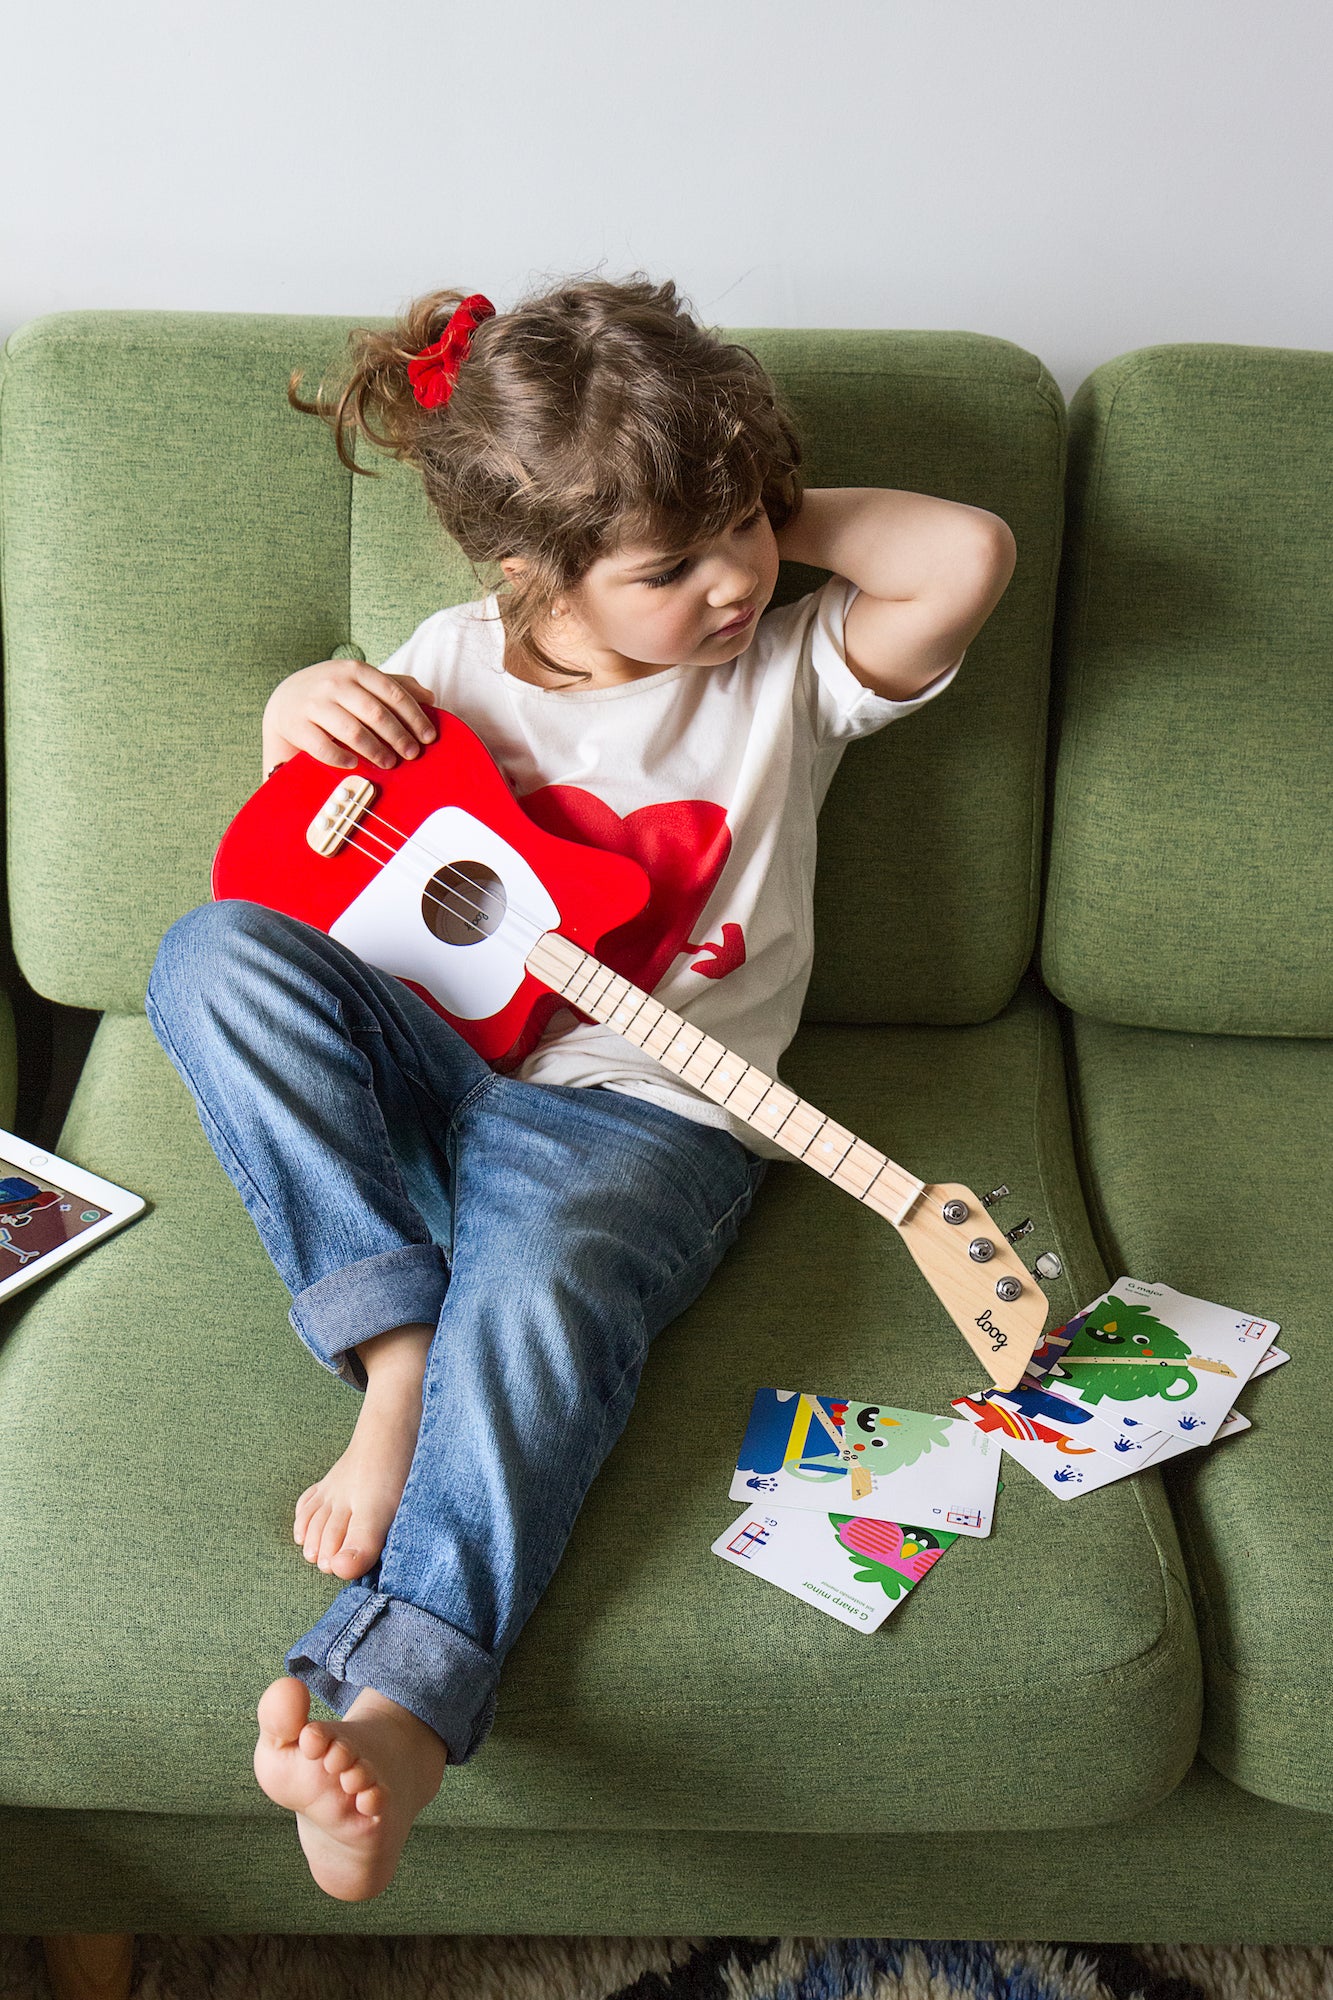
1041, 343, 1332, 1037
2, 313, 1064, 1024
0, 312, 356, 1014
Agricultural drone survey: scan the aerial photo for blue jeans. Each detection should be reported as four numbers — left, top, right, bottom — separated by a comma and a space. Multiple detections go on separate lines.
145, 900, 766, 1768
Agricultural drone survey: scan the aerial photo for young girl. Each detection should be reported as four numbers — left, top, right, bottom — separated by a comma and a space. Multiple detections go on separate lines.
145, 275, 1015, 1903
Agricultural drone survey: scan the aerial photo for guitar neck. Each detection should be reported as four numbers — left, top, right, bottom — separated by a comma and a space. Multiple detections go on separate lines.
526, 933, 926, 1231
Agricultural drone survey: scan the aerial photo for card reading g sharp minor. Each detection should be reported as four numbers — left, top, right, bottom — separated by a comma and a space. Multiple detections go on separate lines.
729, 1387, 1000, 1538
1034, 1278, 1280, 1452
712, 1503, 958, 1632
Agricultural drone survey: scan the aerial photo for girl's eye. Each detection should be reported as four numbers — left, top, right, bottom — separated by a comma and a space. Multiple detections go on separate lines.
642, 509, 764, 589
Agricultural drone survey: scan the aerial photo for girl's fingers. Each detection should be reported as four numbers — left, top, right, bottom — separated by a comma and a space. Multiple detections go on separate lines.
351, 666, 438, 745
347, 692, 428, 759
324, 713, 403, 768
294, 719, 360, 769
304, 696, 412, 769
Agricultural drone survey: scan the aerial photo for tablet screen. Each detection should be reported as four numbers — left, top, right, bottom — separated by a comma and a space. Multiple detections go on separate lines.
0, 1154, 110, 1281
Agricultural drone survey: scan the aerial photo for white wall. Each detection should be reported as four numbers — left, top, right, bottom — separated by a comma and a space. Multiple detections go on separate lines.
3, 0, 1328, 403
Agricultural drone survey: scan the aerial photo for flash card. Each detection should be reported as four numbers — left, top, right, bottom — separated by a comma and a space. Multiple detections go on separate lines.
1037, 1278, 1279, 1450
712, 1503, 958, 1632
980, 1379, 1163, 1457
1135, 1341, 1289, 1471
955, 1341, 1287, 1498
950, 1392, 1159, 1498
730, 1387, 1001, 1537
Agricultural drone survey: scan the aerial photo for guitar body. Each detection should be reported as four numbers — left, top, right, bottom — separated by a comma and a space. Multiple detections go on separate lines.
211, 708, 652, 1063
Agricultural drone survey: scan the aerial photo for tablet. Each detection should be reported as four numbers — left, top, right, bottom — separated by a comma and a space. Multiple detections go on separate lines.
0, 1127, 146, 1307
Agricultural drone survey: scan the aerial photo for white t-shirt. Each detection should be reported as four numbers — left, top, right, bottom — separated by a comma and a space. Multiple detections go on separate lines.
380, 577, 963, 1160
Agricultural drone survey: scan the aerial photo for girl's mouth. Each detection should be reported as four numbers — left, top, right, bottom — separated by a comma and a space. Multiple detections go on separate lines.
714, 605, 755, 637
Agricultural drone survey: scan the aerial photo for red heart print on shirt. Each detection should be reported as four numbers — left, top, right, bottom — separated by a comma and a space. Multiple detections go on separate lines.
518, 783, 744, 988
683, 921, 746, 978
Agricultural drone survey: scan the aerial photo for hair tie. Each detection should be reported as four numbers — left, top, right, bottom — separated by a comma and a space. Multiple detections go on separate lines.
407, 293, 496, 410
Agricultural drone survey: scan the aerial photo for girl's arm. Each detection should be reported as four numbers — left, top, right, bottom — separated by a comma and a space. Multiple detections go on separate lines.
774, 488, 1016, 701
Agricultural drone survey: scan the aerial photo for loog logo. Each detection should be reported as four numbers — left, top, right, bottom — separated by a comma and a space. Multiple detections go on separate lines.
974, 1309, 1008, 1353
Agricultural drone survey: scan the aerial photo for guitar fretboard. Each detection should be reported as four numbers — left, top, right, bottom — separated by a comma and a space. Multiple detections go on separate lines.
526, 933, 925, 1229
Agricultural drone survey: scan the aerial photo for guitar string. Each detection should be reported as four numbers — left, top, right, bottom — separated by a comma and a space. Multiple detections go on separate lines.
337, 825, 548, 958
343, 801, 714, 1047
357, 801, 564, 952
330, 823, 844, 1161
337, 813, 554, 961
333, 823, 850, 1166
319, 799, 851, 1156
340, 812, 780, 1100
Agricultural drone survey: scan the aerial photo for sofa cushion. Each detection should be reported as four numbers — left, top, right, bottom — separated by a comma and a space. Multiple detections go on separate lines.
2, 314, 1064, 1028
0, 311, 358, 1012
1042, 343, 1333, 1036
0, 977, 1201, 1831
1063, 1009, 1330, 1812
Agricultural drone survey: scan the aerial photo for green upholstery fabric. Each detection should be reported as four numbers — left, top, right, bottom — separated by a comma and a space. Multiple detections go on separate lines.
0, 1763, 1330, 1941
0, 313, 360, 1012
0, 982, 1201, 1832
1063, 1012, 1331, 1812
350, 329, 1066, 1027
1041, 344, 1333, 1037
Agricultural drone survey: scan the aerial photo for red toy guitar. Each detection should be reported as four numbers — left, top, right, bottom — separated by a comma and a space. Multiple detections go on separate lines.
213, 708, 1055, 1389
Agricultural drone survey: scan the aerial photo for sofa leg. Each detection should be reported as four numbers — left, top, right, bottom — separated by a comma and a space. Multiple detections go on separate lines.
41, 1933, 135, 2000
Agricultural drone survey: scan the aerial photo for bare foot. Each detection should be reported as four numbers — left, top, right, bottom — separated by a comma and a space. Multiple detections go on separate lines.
255, 1674, 448, 1901
294, 1323, 432, 1580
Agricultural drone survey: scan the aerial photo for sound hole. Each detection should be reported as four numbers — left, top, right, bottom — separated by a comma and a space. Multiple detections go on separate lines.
421, 860, 506, 947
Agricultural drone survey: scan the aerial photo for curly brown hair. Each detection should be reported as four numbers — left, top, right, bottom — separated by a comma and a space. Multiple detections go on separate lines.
288, 272, 805, 684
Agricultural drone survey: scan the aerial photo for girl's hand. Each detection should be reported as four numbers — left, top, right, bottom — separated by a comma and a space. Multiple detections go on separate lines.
262, 661, 438, 777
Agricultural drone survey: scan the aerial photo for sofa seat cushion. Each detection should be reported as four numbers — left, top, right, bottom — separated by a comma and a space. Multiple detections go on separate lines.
1064, 1010, 1330, 1811
0, 978, 1200, 1832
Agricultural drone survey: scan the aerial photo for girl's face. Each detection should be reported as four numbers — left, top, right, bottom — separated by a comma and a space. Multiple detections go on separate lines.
504, 502, 781, 686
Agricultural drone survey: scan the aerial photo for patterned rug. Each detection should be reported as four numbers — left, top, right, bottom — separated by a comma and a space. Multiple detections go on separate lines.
5, 1935, 1333, 1998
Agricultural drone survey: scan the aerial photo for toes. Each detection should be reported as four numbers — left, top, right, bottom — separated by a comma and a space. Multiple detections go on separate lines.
329, 1539, 373, 1580
318, 1502, 353, 1570
302, 1499, 331, 1563
298, 1720, 332, 1761
336, 1755, 372, 1794
323, 1737, 356, 1777
256, 1675, 312, 1746
293, 1486, 321, 1542
351, 1776, 386, 1817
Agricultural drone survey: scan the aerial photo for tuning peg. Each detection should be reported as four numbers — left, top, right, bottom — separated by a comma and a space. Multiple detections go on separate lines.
1003, 1216, 1034, 1245
980, 1185, 1010, 1209
1031, 1251, 1064, 1284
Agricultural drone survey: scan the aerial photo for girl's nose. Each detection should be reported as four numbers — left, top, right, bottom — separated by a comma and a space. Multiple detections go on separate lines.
709, 557, 759, 603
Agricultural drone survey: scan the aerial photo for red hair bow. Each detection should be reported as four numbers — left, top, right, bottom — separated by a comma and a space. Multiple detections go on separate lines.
407, 293, 496, 410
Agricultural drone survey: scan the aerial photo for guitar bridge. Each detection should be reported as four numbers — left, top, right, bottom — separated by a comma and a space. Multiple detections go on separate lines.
307, 777, 378, 857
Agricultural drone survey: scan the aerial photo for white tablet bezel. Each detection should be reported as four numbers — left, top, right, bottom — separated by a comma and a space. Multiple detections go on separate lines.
0, 1126, 146, 1307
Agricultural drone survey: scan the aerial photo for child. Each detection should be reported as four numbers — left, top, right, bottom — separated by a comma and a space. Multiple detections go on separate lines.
144, 274, 1015, 1903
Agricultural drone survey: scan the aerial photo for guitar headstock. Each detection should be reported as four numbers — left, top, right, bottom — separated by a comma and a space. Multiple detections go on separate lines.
897, 1182, 1057, 1391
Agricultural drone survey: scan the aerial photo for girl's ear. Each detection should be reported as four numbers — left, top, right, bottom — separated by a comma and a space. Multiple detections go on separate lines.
500, 556, 526, 580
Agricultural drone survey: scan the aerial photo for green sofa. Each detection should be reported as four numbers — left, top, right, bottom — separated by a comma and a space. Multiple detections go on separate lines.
0, 313, 1328, 1942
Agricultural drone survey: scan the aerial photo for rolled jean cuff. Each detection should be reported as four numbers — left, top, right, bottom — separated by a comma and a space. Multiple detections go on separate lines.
285, 1584, 500, 1768
288, 1243, 450, 1391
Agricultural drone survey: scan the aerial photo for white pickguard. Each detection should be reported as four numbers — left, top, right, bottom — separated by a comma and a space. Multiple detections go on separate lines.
329, 806, 558, 1019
